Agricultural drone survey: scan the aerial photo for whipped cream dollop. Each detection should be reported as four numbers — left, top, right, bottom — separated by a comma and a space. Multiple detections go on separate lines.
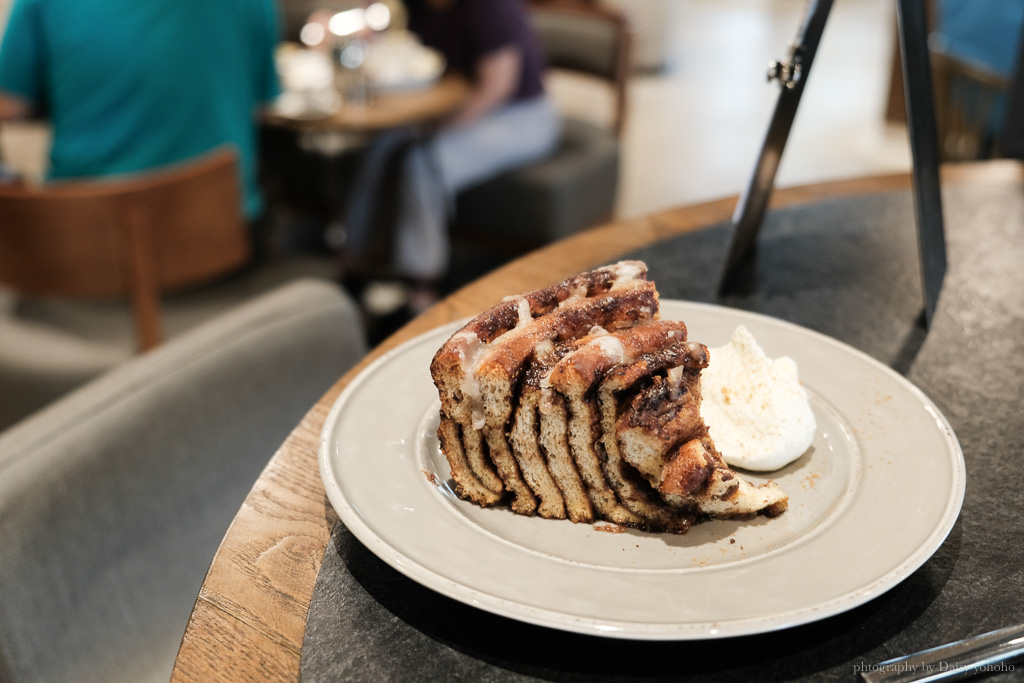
700, 325, 816, 471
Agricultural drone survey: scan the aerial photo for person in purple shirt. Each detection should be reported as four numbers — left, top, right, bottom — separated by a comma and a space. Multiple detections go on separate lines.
408, 0, 547, 113
344, 0, 560, 298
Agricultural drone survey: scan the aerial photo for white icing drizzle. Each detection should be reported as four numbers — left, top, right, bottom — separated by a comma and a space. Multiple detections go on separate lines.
455, 295, 531, 430
608, 262, 644, 291
666, 365, 684, 390
557, 283, 588, 309
592, 335, 626, 365
539, 341, 563, 389
513, 296, 532, 328
535, 338, 557, 394
452, 331, 489, 429
683, 341, 705, 362
588, 325, 609, 337
666, 365, 687, 401
451, 331, 480, 365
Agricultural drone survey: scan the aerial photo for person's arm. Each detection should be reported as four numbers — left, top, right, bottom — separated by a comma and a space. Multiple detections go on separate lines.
0, 92, 30, 181
0, 92, 31, 121
444, 44, 521, 128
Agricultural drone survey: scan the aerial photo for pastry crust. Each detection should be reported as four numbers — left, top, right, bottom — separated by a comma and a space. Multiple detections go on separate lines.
430, 261, 789, 532
616, 373, 789, 520
548, 321, 691, 531
430, 262, 654, 515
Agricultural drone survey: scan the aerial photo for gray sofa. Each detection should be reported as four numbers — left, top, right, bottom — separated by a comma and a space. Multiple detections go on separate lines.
0, 255, 342, 431
0, 279, 366, 682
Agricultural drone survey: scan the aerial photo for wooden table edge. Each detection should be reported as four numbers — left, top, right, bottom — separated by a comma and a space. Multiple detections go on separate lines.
170, 160, 1023, 682
262, 74, 471, 134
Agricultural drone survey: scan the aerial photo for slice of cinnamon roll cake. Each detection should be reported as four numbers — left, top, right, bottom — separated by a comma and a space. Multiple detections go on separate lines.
429, 261, 788, 534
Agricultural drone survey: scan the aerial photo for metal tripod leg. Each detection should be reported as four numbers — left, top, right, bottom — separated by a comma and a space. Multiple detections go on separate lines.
717, 0, 834, 292
717, 0, 947, 327
897, 0, 947, 326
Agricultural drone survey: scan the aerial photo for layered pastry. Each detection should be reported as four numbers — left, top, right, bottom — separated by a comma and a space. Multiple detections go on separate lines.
429, 261, 789, 533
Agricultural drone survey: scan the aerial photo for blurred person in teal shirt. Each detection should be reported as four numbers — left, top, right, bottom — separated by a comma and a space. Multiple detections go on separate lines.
0, 0, 281, 222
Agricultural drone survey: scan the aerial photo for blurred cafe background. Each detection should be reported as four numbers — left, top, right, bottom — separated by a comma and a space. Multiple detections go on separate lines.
0, 0, 1022, 427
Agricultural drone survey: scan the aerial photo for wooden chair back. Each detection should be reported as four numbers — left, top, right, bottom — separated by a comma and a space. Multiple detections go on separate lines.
0, 148, 250, 351
930, 47, 1012, 160
1004, 19, 1024, 158
529, 0, 632, 137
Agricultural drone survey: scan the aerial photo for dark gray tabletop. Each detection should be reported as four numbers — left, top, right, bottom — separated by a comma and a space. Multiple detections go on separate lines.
301, 182, 1024, 682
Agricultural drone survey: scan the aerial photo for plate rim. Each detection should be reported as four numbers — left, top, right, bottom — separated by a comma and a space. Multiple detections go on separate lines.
319, 300, 966, 640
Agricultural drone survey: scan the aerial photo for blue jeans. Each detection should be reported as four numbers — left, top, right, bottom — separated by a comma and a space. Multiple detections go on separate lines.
345, 95, 561, 279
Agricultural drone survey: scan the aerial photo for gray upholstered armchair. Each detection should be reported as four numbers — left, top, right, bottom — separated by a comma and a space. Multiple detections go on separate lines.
451, 0, 631, 256
0, 279, 366, 682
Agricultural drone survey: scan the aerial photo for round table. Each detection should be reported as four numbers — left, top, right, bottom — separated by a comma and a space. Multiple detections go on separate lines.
171, 161, 1024, 682
264, 74, 471, 134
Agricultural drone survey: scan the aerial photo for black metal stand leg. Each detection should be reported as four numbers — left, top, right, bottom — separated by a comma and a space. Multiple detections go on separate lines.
897, 0, 947, 326
718, 0, 834, 293
717, 0, 947, 329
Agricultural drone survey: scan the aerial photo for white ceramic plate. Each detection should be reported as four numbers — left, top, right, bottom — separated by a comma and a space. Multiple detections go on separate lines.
319, 301, 965, 640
